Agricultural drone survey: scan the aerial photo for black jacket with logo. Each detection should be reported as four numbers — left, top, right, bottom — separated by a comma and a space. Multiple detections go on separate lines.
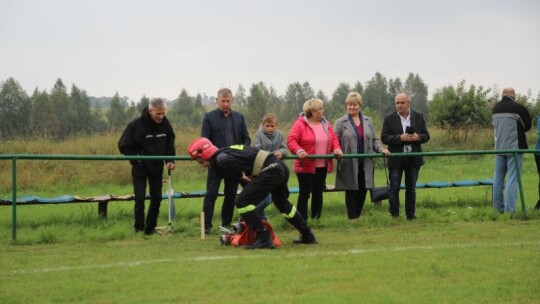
118, 107, 176, 171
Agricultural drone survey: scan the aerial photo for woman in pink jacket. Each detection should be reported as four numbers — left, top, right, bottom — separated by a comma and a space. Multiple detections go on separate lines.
287, 98, 343, 220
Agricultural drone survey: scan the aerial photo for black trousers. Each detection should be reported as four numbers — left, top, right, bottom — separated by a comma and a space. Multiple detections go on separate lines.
203, 167, 238, 230
345, 163, 368, 219
237, 159, 310, 234
132, 163, 163, 232
235, 159, 296, 217
296, 167, 327, 219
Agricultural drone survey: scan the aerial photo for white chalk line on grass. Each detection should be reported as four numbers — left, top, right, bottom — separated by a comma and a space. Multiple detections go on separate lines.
7, 240, 539, 275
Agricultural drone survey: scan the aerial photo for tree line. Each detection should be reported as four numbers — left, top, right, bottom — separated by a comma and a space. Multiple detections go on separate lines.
0, 74, 538, 140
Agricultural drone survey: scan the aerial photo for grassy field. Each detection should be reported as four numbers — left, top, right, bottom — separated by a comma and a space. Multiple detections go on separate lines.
1, 129, 539, 303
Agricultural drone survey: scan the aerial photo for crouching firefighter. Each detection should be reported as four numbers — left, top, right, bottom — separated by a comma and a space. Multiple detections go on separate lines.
188, 137, 318, 249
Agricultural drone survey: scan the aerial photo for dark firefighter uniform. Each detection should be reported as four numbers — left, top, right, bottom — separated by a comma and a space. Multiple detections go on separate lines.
209, 144, 316, 247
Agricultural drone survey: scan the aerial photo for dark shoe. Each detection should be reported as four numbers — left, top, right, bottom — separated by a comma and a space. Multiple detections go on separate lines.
144, 229, 162, 236
245, 230, 275, 249
391, 214, 399, 219
535, 200, 540, 210
406, 215, 417, 220
293, 229, 318, 244
135, 228, 144, 233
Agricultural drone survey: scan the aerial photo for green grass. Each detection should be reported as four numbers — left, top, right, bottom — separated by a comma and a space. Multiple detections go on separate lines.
1, 221, 539, 303
1, 130, 539, 303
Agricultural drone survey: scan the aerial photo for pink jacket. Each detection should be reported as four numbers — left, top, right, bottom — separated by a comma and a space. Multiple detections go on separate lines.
287, 113, 341, 174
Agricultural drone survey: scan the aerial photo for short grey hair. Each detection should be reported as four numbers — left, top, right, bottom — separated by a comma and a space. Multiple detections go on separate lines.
149, 97, 166, 109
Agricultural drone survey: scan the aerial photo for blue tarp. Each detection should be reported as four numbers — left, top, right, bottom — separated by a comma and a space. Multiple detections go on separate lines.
0, 180, 492, 205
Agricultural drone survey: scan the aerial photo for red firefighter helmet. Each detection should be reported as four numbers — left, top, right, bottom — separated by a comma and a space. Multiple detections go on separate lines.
188, 137, 218, 160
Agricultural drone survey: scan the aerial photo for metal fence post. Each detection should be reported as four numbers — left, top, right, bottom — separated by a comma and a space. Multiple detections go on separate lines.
513, 152, 526, 217
12, 157, 17, 242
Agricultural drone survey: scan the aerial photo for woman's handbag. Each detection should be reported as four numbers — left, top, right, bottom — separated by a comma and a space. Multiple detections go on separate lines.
370, 158, 391, 202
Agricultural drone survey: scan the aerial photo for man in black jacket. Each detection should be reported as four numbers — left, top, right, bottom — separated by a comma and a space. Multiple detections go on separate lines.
188, 137, 317, 249
118, 98, 176, 235
381, 93, 430, 219
201, 88, 250, 234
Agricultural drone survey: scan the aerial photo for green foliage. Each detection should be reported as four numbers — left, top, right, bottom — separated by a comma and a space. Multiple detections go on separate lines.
30, 89, 60, 138
168, 89, 205, 127
430, 80, 493, 131
107, 92, 127, 131
70, 84, 99, 135
0, 77, 32, 138
282, 81, 315, 122
363, 72, 393, 115
246, 82, 270, 127
404, 73, 429, 117
234, 84, 247, 107
137, 95, 149, 113
1, 76, 537, 139
326, 82, 350, 121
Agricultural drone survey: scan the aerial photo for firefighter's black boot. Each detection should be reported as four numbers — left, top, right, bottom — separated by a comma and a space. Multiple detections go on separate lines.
286, 211, 318, 244
241, 210, 274, 249
292, 228, 318, 244
245, 229, 275, 250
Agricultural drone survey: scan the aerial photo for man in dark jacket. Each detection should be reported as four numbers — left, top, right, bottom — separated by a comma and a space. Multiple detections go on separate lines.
381, 93, 430, 219
201, 88, 250, 234
188, 137, 317, 249
118, 98, 176, 235
492, 87, 531, 213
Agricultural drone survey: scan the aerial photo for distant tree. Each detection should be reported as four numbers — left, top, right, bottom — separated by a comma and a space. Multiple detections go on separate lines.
316, 90, 328, 103
267, 86, 283, 120
125, 101, 138, 121
50, 78, 72, 138
70, 84, 94, 134
430, 80, 492, 132
191, 93, 205, 125
283, 81, 314, 123
388, 77, 403, 96
107, 92, 126, 131
404, 73, 429, 118
30, 89, 59, 138
169, 89, 204, 127
246, 82, 269, 127
137, 95, 149, 113
352, 81, 364, 96
363, 72, 392, 116
0, 77, 32, 138
327, 82, 351, 121
235, 84, 247, 107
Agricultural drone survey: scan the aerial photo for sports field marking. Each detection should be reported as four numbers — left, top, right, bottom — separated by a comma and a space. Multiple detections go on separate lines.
8, 240, 539, 275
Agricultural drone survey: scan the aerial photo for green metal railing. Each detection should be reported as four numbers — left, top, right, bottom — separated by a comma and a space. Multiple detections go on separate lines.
2, 149, 538, 241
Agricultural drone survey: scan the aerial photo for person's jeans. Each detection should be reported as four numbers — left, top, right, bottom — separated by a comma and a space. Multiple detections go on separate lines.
388, 165, 420, 217
254, 194, 273, 219
493, 154, 523, 213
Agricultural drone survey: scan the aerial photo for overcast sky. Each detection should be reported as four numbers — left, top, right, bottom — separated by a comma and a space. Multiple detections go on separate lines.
1, 0, 539, 101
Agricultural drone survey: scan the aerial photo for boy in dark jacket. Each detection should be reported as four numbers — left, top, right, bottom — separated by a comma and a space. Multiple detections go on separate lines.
118, 98, 176, 235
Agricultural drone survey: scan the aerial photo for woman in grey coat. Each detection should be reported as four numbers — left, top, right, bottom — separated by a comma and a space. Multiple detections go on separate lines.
334, 92, 390, 222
